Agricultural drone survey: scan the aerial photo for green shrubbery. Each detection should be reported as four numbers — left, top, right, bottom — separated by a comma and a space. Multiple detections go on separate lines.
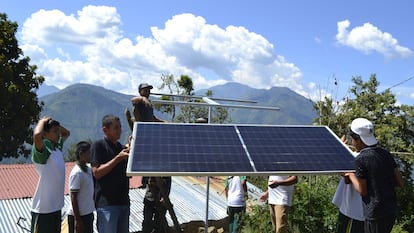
244, 165, 414, 232
243, 175, 339, 233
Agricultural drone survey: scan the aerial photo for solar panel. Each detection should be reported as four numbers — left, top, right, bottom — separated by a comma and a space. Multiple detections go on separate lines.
127, 122, 355, 176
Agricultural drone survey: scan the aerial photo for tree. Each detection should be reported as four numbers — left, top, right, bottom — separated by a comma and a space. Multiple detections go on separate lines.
158, 73, 179, 121
175, 75, 198, 123
312, 74, 414, 231
157, 74, 231, 123
314, 74, 414, 153
244, 74, 414, 232
0, 13, 44, 160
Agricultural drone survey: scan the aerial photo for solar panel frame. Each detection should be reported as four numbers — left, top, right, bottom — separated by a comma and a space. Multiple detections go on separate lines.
126, 122, 356, 176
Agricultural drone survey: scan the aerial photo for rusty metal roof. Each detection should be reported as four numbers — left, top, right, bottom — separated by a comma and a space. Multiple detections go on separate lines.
0, 162, 142, 200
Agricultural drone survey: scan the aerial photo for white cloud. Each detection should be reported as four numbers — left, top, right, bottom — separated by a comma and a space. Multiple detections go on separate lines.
20, 7, 304, 97
336, 20, 413, 59
20, 44, 48, 61
22, 6, 121, 45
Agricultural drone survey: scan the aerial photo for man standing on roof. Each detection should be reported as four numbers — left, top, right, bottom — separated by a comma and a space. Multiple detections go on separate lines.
125, 83, 165, 130
344, 118, 404, 233
126, 83, 170, 232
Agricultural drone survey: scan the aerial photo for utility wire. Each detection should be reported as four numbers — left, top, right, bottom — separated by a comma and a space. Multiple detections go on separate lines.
384, 75, 414, 91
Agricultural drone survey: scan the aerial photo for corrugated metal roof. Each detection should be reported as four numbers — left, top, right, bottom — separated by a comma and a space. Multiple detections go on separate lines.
0, 163, 75, 200
0, 176, 232, 233
0, 163, 264, 232
0, 163, 142, 200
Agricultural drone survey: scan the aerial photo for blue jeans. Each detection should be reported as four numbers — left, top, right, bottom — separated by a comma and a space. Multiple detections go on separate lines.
97, 205, 129, 233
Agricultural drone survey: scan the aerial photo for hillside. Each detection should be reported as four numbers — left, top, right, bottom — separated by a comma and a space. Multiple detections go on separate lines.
37, 83, 60, 97
197, 82, 317, 125
40, 84, 134, 148
39, 83, 317, 149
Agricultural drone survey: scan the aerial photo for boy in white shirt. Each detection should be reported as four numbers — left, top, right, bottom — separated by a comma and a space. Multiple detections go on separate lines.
68, 141, 95, 233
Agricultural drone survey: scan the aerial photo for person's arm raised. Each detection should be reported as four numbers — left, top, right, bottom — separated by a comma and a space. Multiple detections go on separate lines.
33, 117, 50, 151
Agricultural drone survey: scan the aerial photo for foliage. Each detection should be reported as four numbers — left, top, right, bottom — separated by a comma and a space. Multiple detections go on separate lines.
241, 204, 273, 233
289, 176, 339, 232
157, 74, 231, 123
243, 175, 339, 232
0, 13, 44, 160
158, 73, 179, 121
391, 214, 414, 233
247, 176, 268, 191
313, 75, 414, 153
313, 74, 414, 231
243, 74, 414, 232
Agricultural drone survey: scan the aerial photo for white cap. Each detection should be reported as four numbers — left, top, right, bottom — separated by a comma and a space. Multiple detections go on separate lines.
350, 118, 378, 146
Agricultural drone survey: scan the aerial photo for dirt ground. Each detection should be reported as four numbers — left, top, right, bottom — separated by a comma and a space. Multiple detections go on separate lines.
133, 218, 228, 233
178, 218, 228, 233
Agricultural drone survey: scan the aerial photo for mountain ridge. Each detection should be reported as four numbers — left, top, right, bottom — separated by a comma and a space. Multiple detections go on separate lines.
39, 82, 317, 149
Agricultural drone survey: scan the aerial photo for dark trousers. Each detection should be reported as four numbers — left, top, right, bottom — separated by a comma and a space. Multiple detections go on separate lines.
68, 213, 94, 233
336, 212, 364, 233
142, 199, 168, 233
31, 210, 61, 233
228, 206, 245, 233
364, 215, 396, 233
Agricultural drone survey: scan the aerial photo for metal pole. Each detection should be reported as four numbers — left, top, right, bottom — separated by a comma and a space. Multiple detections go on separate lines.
205, 176, 210, 233
205, 106, 212, 233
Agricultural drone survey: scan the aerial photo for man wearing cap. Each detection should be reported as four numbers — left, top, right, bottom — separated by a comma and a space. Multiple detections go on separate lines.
344, 118, 404, 233
125, 83, 166, 130
128, 83, 170, 233
133, 83, 165, 122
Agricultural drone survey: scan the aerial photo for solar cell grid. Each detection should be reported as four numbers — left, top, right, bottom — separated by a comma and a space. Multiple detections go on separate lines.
237, 125, 355, 173
129, 123, 255, 174
127, 123, 356, 176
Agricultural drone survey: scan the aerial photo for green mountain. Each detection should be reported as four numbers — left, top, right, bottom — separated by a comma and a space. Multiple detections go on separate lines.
40, 83, 134, 148
39, 82, 317, 149
196, 82, 317, 125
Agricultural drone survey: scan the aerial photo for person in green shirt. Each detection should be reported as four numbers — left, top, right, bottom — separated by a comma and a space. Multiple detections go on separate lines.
31, 117, 70, 233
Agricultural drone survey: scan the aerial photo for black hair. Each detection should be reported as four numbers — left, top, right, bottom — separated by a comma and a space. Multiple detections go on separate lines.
348, 129, 360, 140
43, 119, 60, 132
75, 141, 91, 160
102, 114, 120, 128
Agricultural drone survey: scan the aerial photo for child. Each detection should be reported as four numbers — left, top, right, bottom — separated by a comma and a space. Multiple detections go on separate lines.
225, 176, 248, 233
90, 114, 130, 233
68, 141, 95, 233
31, 117, 70, 233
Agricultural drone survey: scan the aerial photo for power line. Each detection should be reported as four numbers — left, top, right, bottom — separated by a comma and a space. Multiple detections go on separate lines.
385, 75, 414, 91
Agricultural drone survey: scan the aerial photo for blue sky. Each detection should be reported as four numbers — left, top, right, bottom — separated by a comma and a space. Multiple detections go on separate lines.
2, 1, 414, 105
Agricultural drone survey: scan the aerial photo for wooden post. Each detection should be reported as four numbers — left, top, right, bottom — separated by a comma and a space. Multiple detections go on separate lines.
151, 177, 183, 233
